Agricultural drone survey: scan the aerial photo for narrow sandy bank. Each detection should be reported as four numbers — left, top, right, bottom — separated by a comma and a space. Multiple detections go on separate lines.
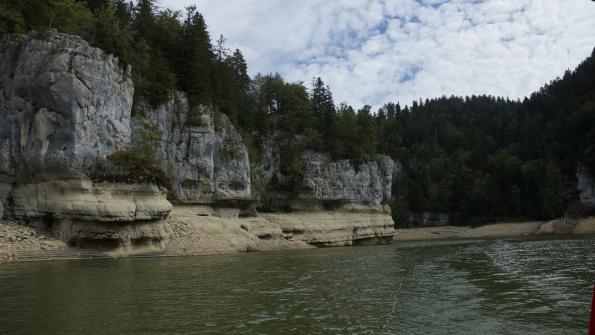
394, 217, 595, 241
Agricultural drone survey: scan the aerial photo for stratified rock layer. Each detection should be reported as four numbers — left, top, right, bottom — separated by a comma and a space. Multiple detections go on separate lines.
0, 32, 395, 251
0, 32, 172, 244
255, 150, 397, 244
134, 92, 251, 203
299, 152, 398, 211
262, 211, 395, 247
11, 180, 171, 222
0, 32, 133, 177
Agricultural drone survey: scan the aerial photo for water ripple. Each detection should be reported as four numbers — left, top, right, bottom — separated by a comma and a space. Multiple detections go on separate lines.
0, 236, 593, 334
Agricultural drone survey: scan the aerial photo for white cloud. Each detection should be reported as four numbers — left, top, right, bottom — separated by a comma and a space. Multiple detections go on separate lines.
159, 0, 595, 109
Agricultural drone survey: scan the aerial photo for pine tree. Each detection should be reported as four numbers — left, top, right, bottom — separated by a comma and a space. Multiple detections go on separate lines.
310, 77, 338, 157
179, 5, 213, 105
134, 0, 155, 40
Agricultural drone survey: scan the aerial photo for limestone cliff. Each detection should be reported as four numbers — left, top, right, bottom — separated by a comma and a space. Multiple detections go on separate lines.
0, 31, 395, 252
0, 32, 171, 245
262, 212, 394, 247
577, 164, 595, 209
131, 95, 399, 246
132, 92, 251, 204
257, 148, 399, 211
0, 32, 133, 177
253, 149, 398, 245
298, 152, 397, 212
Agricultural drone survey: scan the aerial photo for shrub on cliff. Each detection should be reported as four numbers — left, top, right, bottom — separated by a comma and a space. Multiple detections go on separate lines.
102, 119, 169, 187
103, 150, 169, 187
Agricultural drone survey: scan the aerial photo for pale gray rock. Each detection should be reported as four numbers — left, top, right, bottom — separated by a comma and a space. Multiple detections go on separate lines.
0, 31, 397, 250
0, 31, 134, 178
133, 91, 251, 203
257, 139, 281, 187
0, 32, 171, 244
262, 211, 395, 247
10, 180, 171, 223
256, 145, 399, 212
298, 151, 397, 210
577, 164, 595, 208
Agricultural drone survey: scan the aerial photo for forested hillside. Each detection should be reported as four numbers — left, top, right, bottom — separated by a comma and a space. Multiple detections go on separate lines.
1, 0, 594, 226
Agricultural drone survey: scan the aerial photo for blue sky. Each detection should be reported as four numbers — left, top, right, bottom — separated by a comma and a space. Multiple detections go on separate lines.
160, 0, 595, 109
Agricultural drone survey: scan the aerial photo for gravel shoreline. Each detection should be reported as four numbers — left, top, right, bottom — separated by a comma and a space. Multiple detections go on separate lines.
0, 221, 68, 263
3, 216, 594, 264
0, 214, 313, 264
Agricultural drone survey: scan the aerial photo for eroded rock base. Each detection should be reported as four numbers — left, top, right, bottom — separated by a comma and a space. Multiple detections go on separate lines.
261, 211, 395, 247
1, 204, 397, 262
53, 220, 170, 250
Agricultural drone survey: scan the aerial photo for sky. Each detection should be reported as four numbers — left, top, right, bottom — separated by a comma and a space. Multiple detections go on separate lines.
159, 0, 595, 109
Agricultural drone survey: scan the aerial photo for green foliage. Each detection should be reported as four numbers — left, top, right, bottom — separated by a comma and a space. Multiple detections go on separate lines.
131, 38, 177, 105
185, 109, 204, 128
1, 0, 93, 37
382, 50, 595, 225
92, 4, 133, 59
106, 119, 168, 186
178, 6, 213, 106
2, 1, 594, 224
258, 174, 292, 212
47, 0, 94, 35
278, 146, 304, 195
1, 0, 254, 109
0, 3, 25, 34
213, 110, 224, 133
106, 150, 168, 186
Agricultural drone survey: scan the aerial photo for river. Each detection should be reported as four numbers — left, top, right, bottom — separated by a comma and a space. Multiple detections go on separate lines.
0, 236, 594, 334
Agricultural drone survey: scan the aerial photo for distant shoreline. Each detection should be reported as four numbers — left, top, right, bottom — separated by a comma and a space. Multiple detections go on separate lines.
394, 217, 595, 241
2, 216, 593, 264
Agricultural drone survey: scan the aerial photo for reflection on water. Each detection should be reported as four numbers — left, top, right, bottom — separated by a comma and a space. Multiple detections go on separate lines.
0, 236, 593, 334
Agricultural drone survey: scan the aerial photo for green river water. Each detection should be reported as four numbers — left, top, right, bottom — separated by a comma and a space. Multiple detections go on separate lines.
0, 236, 594, 334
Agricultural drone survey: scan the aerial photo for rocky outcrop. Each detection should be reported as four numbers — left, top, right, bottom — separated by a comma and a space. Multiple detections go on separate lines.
0, 32, 133, 178
297, 152, 397, 212
258, 149, 399, 211
256, 149, 398, 244
0, 32, 172, 245
576, 164, 595, 209
133, 92, 251, 204
262, 212, 394, 247
0, 31, 395, 252
10, 179, 171, 222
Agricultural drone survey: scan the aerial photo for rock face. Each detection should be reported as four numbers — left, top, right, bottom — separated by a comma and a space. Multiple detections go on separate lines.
258, 149, 398, 211
256, 149, 398, 244
0, 32, 133, 177
11, 180, 171, 223
577, 164, 595, 209
262, 212, 394, 247
298, 152, 397, 211
0, 32, 171, 245
133, 92, 251, 204
0, 31, 394, 251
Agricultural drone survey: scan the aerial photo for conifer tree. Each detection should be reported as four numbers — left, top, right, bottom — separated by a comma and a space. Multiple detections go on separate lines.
180, 5, 213, 105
